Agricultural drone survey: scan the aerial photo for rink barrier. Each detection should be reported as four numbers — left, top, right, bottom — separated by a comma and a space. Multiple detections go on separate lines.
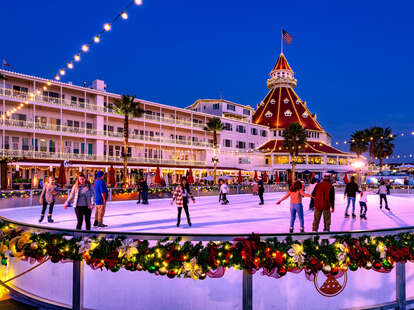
1, 217, 414, 309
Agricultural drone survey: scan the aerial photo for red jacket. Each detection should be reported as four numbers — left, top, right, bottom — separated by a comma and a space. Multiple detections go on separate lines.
313, 180, 335, 210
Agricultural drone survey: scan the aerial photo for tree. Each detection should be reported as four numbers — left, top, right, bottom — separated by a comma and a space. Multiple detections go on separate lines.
282, 123, 307, 183
204, 117, 224, 185
113, 95, 144, 187
373, 128, 395, 172
364, 126, 388, 173
349, 130, 368, 158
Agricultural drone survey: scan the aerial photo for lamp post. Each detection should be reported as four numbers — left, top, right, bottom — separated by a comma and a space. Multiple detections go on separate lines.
352, 160, 366, 185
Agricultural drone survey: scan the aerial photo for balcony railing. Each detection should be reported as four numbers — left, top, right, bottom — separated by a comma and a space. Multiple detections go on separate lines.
0, 149, 206, 166
0, 87, 207, 130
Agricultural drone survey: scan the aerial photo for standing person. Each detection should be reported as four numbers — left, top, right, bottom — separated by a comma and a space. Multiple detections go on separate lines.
344, 176, 360, 218
312, 174, 335, 232
378, 181, 390, 210
171, 177, 195, 227
307, 178, 317, 211
136, 176, 143, 204
63, 173, 95, 230
140, 177, 149, 205
359, 186, 373, 220
276, 180, 313, 233
39, 176, 58, 223
93, 171, 108, 228
219, 179, 229, 205
257, 175, 264, 205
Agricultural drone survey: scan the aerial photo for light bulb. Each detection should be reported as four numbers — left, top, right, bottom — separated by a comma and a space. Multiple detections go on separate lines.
55, 75, 60, 80
67, 63, 74, 69
74, 54, 81, 62
94, 36, 100, 43
47, 81, 51, 86
43, 86, 47, 90
81, 45, 89, 52
121, 12, 128, 19
104, 23, 111, 31
135, 0, 143, 5
59, 69, 66, 76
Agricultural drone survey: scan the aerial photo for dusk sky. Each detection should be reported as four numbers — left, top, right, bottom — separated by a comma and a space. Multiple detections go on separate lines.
1, 0, 413, 161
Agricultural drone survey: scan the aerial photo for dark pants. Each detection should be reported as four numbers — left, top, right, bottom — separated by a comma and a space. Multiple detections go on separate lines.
75, 206, 92, 230
142, 191, 148, 204
379, 194, 388, 208
359, 202, 367, 215
309, 198, 315, 210
258, 191, 264, 204
312, 209, 331, 232
41, 201, 54, 216
177, 197, 191, 225
137, 191, 142, 203
221, 193, 228, 203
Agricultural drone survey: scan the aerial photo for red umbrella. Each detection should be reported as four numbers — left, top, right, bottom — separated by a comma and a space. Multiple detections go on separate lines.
108, 165, 116, 187
57, 162, 66, 187
344, 173, 349, 184
154, 167, 161, 184
187, 168, 194, 184
263, 171, 268, 183
254, 170, 258, 181
274, 172, 280, 183
237, 170, 243, 184
311, 172, 315, 180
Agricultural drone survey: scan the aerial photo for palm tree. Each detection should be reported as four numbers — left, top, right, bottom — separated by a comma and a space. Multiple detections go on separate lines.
113, 95, 144, 187
364, 127, 383, 173
282, 123, 307, 183
204, 117, 224, 185
373, 128, 395, 172
349, 130, 368, 158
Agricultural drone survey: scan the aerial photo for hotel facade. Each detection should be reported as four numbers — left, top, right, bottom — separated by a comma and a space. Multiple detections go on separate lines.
0, 53, 355, 188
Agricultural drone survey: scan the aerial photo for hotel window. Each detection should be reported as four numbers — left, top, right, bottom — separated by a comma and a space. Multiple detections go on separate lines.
108, 126, 114, 132
65, 141, 71, 153
338, 157, 348, 165
236, 125, 246, 133
248, 142, 255, 149
12, 137, 19, 150
293, 156, 306, 164
49, 140, 56, 153
117, 127, 123, 133
223, 139, 232, 147
115, 146, 121, 157
81, 143, 85, 154
67, 120, 73, 127
273, 155, 290, 164
327, 156, 337, 165
265, 155, 271, 165
273, 131, 277, 137
251, 128, 258, 135
73, 142, 80, 154
109, 145, 114, 156
236, 141, 246, 149
243, 109, 250, 116
260, 130, 267, 137
223, 123, 232, 131
4, 136, 9, 149
32, 138, 38, 151
40, 139, 47, 152
308, 156, 324, 165
22, 138, 29, 151
73, 121, 80, 128
227, 104, 235, 111
213, 103, 219, 110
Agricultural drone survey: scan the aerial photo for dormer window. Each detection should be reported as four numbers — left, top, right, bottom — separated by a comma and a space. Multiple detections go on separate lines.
283, 98, 289, 104
302, 111, 308, 118
296, 100, 300, 105
265, 111, 273, 118
284, 109, 292, 117
270, 99, 276, 104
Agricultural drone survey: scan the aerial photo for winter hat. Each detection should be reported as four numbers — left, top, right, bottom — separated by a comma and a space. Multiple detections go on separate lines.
97, 171, 105, 178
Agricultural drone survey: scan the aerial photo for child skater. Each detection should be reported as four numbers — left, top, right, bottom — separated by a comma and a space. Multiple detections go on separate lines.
359, 186, 373, 220
219, 179, 229, 205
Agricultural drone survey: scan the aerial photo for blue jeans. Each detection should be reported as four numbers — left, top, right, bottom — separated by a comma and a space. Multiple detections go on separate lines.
290, 203, 304, 229
345, 197, 356, 214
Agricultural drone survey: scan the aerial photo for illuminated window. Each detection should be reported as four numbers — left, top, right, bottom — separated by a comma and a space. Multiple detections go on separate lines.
293, 156, 306, 164
308, 156, 324, 165
302, 112, 308, 118
265, 111, 273, 117
327, 156, 338, 165
338, 157, 348, 165
284, 109, 292, 117
283, 98, 289, 104
270, 99, 276, 104
273, 155, 289, 164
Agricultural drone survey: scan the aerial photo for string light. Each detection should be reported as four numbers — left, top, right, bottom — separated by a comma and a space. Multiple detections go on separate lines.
81, 44, 89, 52
121, 12, 128, 19
94, 36, 100, 43
59, 69, 66, 76
135, 0, 143, 4
74, 54, 81, 62
104, 23, 112, 31
67, 63, 74, 69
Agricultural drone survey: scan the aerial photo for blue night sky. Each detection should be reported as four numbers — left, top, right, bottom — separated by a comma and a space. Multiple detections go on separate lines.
1, 0, 413, 161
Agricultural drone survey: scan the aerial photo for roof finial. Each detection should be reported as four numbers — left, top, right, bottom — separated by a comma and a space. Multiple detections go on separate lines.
281, 27, 283, 54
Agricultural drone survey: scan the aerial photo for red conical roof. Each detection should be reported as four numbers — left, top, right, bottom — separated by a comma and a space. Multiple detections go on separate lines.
272, 53, 293, 72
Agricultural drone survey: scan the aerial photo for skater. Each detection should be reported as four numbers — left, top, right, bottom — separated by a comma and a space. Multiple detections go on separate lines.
312, 174, 335, 232
359, 186, 373, 220
39, 176, 58, 223
276, 180, 313, 233
219, 179, 229, 205
378, 181, 390, 210
63, 173, 95, 230
136, 176, 143, 204
140, 177, 149, 205
344, 176, 360, 218
257, 175, 264, 205
307, 178, 317, 211
93, 171, 108, 228
171, 177, 195, 227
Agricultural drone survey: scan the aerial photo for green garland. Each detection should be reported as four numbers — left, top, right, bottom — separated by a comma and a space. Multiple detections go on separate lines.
1, 220, 413, 280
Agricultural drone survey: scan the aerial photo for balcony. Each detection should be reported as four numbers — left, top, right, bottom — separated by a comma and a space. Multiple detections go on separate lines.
0, 149, 206, 166
0, 87, 207, 130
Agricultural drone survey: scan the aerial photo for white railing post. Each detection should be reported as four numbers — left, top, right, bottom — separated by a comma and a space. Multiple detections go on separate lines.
396, 262, 406, 310
72, 259, 84, 310
242, 270, 253, 310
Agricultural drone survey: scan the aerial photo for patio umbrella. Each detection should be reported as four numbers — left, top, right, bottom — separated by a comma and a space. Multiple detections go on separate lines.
57, 162, 66, 187
263, 171, 268, 183
187, 168, 194, 184
237, 170, 243, 184
327, 170, 337, 174
154, 167, 161, 184
303, 170, 312, 174
108, 165, 116, 187
254, 170, 258, 180
274, 172, 280, 183
344, 172, 349, 184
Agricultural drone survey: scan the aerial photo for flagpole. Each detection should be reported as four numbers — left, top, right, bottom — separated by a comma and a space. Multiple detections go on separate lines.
281, 27, 283, 54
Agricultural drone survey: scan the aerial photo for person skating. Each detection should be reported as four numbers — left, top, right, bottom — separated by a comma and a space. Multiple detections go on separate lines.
312, 174, 335, 232
344, 176, 360, 218
307, 178, 317, 211
359, 186, 373, 220
93, 171, 109, 228
140, 177, 149, 205
378, 181, 390, 211
39, 176, 58, 223
219, 179, 229, 205
63, 173, 95, 230
276, 180, 313, 233
257, 175, 264, 205
136, 176, 143, 204
171, 177, 195, 227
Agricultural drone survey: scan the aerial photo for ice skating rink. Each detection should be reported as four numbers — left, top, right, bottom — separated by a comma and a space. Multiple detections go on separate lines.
1, 192, 413, 233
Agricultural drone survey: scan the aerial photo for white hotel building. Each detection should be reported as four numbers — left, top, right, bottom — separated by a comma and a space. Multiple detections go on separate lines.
0, 53, 354, 188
